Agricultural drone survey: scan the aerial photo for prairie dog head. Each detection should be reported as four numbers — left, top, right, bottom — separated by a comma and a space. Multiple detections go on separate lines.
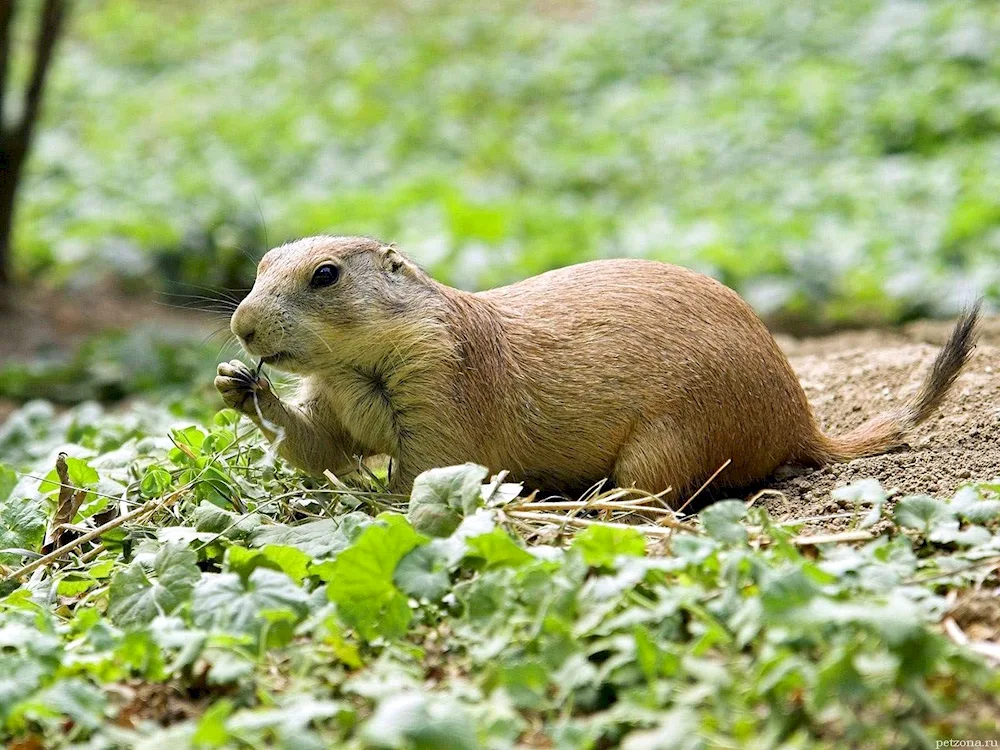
230, 235, 435, 374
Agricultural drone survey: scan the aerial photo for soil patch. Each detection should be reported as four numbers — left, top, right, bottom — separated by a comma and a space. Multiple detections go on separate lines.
0, 284, 217, 364
760, 316, 1000, 530
0, 284, 217, 422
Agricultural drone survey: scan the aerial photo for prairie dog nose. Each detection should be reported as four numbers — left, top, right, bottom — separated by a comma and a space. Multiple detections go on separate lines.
230, 306, 256, 345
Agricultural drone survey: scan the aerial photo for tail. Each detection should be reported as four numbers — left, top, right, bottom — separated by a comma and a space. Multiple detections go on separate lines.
804, 302, 981, 464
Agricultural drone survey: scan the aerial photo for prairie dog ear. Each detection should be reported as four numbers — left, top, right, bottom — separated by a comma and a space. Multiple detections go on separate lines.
376, 244, 412, 275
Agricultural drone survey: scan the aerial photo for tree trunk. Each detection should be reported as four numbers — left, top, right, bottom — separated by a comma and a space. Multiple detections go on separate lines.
0, 135, 26, 288
0, 0, 68, 288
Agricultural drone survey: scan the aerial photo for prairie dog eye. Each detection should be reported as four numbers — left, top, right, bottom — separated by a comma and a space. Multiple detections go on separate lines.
310, 263, 341, 288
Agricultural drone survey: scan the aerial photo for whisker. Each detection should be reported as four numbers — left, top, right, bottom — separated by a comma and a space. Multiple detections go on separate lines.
300, 319, 334, 356
235, 244, 261, 266
155, 300, 236, 317
215, 335, 241, 361
199, 324, 237, 348
251, 191, 270, 252
161, 291, 240, 305
166, 282, 246, 305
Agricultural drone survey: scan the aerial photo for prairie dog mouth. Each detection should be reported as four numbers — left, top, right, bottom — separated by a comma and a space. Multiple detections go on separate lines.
260, 351, 294, 366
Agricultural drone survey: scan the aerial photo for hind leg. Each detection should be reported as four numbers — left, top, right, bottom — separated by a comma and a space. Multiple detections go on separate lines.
612, 420, 702, 509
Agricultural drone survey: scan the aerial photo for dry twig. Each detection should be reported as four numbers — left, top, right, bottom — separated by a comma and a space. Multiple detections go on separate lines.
3, 487, 182, 583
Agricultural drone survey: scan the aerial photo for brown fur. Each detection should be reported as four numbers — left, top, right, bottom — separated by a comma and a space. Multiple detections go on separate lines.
215, 236, 980, 507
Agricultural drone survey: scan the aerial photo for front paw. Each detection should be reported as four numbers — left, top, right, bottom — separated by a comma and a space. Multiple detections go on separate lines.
215, 360, 273, 414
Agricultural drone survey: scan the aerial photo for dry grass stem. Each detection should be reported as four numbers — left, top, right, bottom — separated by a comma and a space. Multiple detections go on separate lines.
3, 488, 183, 583
672, 458, 732, 517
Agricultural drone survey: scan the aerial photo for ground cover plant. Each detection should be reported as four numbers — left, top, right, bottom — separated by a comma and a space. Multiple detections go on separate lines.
7, 0, 1000, 326
3, 0, 1000, 746
1, 394, 999, 748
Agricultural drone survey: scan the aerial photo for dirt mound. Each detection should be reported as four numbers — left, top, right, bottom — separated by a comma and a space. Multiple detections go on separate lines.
760, 316, 1000, 530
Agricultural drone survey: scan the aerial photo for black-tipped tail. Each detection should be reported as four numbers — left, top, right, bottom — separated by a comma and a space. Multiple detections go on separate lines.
804, 302, 981, 463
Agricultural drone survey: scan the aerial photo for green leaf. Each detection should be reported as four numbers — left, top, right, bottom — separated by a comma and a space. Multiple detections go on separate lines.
491, 659, 550, 709
394, 545, 451, 601
928, 522, 991, 547
140, 466, 173, 497
13, 677, 107, 732
950, 488, 1000, 524
699, 500, 748, 544
227, 544, 311, 584
408, 464, 489, 536
362, 693, 478, 750
671, 534, 717, 564
40, 457, 99, 496
194, 501, 240, 533
893, 495, 952, 532
831, 478, 887, 505
192, 698, 235, 748
0, 465, 17, 502
192, 569, 310, 636
465, 529, 533, 569
251, 512, 371, 558
832, 478, 888, 529
206, 651, 255, 685
571, 525, 646, 568
761, 568, 819, 618
0, 494, 46, 565
324, 513, 425, 640
408, 502, 463, 538
633, 624, 660, 682
108, 544, 201, 629
622, 708, 698, 750
226, 700, 345, 741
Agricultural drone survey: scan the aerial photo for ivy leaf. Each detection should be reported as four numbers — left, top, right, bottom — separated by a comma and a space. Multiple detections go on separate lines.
140, 466, 172, 498
465, 529, 533, 569
108, 544, 201, 629
893, 495, 952, 532
192, 569, 310, 636
12, 677, 107, 733
408, 464, 489, 536
251, 513, 371, 558
832, 479, 888, 529
761, 568, 819, 618
227, 544, 311, 584
40, 457, 99, 496
671, 534, 717, 564
0, 465, 17, 502
361, 692, 478, 750
832, 478, 887, 505
928, 522, 992, 547
622, 707, 698, 750
394, 545, 451, 601
192, 699, 235, 748
571, 525, 646, 568
408, 502, 462, 538
0, 494, 47, 565
323, 513, 426, 640
699, 500, 748, 544
205, 651, 255, 686
226, 700, 345, 743
949, 488, 1000, 524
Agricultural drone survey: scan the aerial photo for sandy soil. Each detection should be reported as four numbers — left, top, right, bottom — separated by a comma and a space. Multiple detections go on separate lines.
759, 315, 1000, 529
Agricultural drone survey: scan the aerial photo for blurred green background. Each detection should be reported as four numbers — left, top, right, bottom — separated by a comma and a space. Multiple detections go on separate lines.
10, 0, 1000, 328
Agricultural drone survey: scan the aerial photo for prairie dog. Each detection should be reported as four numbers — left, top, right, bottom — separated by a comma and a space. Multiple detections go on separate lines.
215, 235, 979, 505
